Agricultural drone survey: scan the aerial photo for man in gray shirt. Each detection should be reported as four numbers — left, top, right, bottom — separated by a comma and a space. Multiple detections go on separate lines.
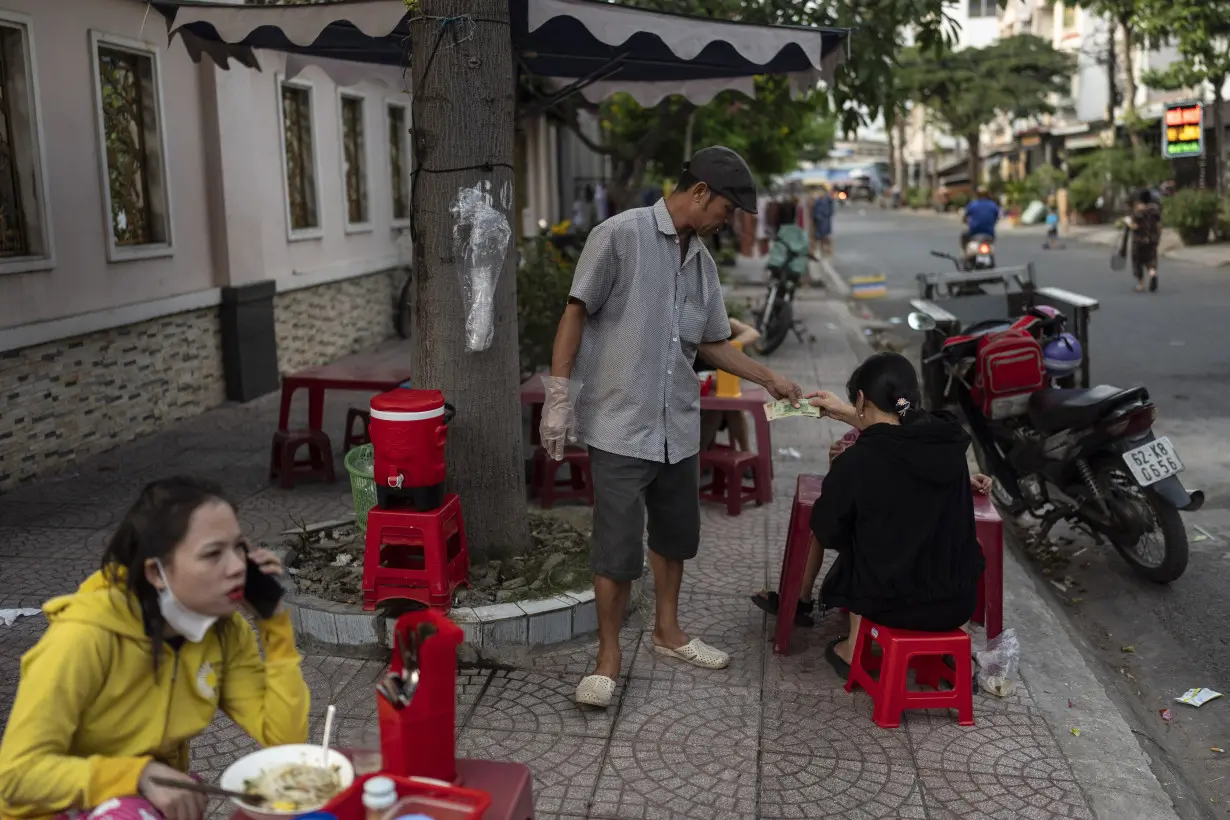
541, 146, 803, 707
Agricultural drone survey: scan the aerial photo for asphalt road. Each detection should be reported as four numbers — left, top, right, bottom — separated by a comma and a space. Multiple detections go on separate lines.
827, 208, 1230, 817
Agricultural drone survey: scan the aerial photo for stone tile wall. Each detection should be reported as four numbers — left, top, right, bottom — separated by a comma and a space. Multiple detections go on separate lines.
274, 270, 398, 373
0, 269, 399, 493
0, 308, 226, 492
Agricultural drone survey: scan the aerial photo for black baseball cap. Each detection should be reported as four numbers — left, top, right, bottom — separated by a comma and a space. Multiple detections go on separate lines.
684, 146, 758, 214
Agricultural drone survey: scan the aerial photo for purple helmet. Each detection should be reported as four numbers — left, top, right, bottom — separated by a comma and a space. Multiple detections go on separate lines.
1043, 332, 1082, 378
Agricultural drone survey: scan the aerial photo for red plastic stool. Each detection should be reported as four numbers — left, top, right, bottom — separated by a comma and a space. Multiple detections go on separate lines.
362, 494, 469, 611
268, 428, 336, 489
845, 619, 975, 729
529, 446, 593, 509
698, 448, 761, 516
972, 494, 1004, 640
342, 407, 371, 452
773, 474, 824, 655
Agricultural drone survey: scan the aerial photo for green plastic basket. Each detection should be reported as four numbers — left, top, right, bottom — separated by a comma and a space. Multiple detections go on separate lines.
344, 444, 378, 533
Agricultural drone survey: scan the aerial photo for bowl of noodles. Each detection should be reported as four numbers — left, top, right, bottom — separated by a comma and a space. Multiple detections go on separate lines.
219, 744, 355, 820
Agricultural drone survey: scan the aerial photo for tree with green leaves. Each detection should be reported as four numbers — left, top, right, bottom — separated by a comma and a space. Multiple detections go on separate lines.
547, 0, 958, 207
1073, 0, 1155, 147
1138, 0, 1230, 194
903, 34, 1075, 187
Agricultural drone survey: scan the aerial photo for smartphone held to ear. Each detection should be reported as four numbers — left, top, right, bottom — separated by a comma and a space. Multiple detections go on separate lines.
244, 558, 286, 619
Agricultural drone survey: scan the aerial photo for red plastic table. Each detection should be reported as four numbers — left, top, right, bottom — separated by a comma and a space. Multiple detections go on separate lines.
519, 375, 774, 504
276, 357, 412, 435
230, 758, 533, 820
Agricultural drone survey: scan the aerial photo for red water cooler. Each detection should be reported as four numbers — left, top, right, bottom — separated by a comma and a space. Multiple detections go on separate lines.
369, 389, 453, 511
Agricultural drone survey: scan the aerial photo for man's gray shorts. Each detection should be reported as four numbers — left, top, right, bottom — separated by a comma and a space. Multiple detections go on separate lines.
588, 447, 701, 582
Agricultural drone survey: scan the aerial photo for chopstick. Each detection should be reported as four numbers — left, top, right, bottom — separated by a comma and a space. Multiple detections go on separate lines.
149, 777, 267, 806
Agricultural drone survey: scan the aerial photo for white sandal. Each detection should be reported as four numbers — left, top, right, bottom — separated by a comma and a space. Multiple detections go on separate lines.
652, 638, 730, 670
575, 674, 617, 707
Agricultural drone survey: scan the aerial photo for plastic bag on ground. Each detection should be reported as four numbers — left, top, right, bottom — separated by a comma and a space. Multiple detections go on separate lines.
975, 627, 1020, 698
539, 375, 583, 460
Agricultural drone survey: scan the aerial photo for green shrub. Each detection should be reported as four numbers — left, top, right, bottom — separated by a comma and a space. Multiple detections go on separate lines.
1027, 164, 1068, 200
725, 299, 747, 322
1163, 188, 1220, 245
949, 192, 970, 209
1068, 177, 1102, 214
905, 187, 931, 209
517, 237, 577, 376
1070, 147, 1169, 205
1215, 200, 1230, 243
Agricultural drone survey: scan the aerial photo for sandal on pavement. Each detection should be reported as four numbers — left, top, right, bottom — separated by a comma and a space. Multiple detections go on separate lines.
825, 637, 852, 680
1149, 273, 1159, 292
750, 590, 815, 627
575, 675, 617, 708
652, 638, 730, 670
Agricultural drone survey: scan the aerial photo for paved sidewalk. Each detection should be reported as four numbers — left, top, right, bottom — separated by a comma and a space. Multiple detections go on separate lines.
0, 301, 1180, 819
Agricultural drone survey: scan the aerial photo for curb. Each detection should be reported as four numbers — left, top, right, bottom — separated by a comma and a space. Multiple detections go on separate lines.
286, 578, 647, 656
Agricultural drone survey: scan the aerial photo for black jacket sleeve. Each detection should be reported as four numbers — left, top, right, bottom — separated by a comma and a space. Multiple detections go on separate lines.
809, 447, 859, 551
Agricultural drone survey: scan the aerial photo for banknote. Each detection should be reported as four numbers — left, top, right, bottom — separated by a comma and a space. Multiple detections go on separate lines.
763, 399, 821, 421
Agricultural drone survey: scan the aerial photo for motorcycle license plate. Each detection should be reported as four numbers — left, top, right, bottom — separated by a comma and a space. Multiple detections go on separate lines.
976, 254, 992, 265
1122, 436, 1184, 486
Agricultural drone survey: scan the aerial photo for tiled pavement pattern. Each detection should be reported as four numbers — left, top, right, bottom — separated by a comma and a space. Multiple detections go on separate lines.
0, 305, 1096, 819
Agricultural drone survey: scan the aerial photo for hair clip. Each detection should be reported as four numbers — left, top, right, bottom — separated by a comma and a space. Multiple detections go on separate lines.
895, 398, 911, 417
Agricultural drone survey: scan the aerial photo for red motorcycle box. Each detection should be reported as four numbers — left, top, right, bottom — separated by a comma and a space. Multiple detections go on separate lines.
970, 329, 1046, 419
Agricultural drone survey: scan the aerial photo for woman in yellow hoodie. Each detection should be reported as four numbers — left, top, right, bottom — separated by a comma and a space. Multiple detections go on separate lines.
0, 476, 310, 820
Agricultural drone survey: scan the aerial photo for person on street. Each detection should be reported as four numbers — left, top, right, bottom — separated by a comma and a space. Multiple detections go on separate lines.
0, 477, 309, 820
961, 186, 999, 247
1125, 188, 1162, 293
750, 353, 986, 670
811, 185, 835, 258
540, 145, 804, 709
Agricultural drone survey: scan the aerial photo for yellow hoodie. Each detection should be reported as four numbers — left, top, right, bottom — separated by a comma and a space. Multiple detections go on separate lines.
0, 571, 310, 820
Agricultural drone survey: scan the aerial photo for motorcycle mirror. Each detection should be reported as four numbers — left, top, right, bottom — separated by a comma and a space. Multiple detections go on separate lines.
907, 312, 937, 332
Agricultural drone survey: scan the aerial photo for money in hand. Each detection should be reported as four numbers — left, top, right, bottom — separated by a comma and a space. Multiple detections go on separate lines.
763, 399, 821, 421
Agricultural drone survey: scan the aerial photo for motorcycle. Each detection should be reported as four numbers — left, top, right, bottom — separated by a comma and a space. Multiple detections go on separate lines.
958, 233, 996, 271
753, 224, 813, 354
909, 307, 1203, 584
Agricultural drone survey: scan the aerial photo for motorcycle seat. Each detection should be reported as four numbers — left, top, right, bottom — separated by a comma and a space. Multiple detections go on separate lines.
959, 319, 1013, 336
1027, 385, 1150, 433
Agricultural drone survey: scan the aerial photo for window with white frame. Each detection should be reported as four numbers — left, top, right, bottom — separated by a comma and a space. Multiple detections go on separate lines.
387, 103, 410, 224
280, 80, 320, 234
968, 0, 995, 18
0, 13, 51, 271
340, 93, 369, 227
92, 33, 172, 257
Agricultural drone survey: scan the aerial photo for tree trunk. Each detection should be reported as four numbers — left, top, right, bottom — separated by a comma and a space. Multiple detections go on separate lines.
1119, 21, 1141, 149
885, 111, 896, 189
410, 0, 531, 561
895, 114, 908, 193
966, 132, 982, 192
1214, 76, 1227, 197
683, 108, 698, 160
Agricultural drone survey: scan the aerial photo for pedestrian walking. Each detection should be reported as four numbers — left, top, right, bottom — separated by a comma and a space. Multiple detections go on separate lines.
540, 146, 803, 708
1125, 189, 1162, 292
811, 184, 835, 258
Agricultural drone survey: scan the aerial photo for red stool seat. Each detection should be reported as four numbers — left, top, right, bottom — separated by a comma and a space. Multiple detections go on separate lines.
343, 407, 371, 453
530, 446, 594, 509
362, 495, 469, 611
268, 428, 336, 489
845, 619, 975, 729
699, 448, 761, 516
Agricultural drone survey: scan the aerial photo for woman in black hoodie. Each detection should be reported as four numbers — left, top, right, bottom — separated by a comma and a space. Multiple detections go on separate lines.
755, 352, 986, 676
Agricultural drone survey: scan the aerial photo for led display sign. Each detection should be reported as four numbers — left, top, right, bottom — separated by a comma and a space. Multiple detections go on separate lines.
1163, 102, 1203, 159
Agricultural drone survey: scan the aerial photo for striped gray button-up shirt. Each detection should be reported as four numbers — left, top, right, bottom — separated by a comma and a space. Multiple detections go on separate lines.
570, 199, 731, 464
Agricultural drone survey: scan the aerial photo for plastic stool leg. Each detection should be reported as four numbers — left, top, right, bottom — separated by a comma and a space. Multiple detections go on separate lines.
773, 505, 809, 655
954, 650, 975, 726
725, 467, 742, 516
871, 639, 909, 729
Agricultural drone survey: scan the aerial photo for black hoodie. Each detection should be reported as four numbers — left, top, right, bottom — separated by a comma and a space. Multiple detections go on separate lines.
811, 412, 986, 617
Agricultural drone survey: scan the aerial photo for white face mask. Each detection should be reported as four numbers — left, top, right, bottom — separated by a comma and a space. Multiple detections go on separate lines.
155, 561, 218, 643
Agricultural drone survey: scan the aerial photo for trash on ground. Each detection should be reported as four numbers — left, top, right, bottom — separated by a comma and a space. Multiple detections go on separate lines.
1212, 747, 1224, 753
1050, 580, 1068, 592
1068, 699, 1074, 708
1072, 547, 1087, 558
0, 609, 42, 627
1176, 688, 1223, 708
1121, 645, 1136, 654
975, 628, 1020, 698
1160, 708, 1173, 722
777, 447, 802, 460
1070, 727, 1081, 736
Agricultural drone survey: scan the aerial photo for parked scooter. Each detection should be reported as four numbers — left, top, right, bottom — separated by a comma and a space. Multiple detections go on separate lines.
910, 308, 1203, 584
752, 225, 813, 354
